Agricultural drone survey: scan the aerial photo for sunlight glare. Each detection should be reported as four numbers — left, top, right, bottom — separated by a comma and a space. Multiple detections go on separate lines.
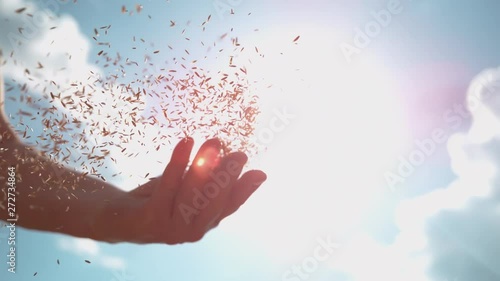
196, 158, 206, 167
219, 23, 408, 262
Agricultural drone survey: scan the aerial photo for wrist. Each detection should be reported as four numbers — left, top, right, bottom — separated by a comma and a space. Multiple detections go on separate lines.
87, 191, 131, 243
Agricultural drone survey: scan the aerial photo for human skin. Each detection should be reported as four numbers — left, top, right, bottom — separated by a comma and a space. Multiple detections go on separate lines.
0, 74, 267, 244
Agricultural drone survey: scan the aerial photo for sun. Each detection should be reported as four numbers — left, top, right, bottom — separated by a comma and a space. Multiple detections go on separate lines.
218, 23, 409, 261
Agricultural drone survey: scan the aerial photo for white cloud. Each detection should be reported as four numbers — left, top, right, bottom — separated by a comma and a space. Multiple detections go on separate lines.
57, 237, 126, 271
58, 237, 100, 256
0, 0, 100, 94
0, 0, 101, 157
322, 67, 500, 281
414, 67, 500, 280
0, 0, 149, 188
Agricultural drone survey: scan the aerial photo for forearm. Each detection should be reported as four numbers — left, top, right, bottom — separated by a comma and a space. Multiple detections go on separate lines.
0, 126, 127, 240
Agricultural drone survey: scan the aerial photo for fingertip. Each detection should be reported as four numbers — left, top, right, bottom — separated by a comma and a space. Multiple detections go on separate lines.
231, 151, 248, 164
203, 138, 223, 151
171, 137, 194, 164
256, 170, 267, 181
193, 138, 223, 170
177, 136, 194, 149
216, 170, 266, 221
217, 152, 248, 176
250, 170, 267, 187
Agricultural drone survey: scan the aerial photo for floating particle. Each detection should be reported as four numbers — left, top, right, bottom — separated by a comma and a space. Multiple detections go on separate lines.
15, 7, 27, 13
85, 260, 91, 264
135, 4, 143, 13
1, 8, 267, 190
293, 35, 301, 43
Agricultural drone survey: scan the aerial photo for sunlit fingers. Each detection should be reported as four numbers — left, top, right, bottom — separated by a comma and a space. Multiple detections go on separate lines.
172, 138, 222, 226
184, 138, 222, 183
193, 152, 248, 231
152, 137, 194, 213
217, 170, 267, 221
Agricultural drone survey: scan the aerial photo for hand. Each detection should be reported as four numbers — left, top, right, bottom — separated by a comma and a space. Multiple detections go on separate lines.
91, 138, 267, 244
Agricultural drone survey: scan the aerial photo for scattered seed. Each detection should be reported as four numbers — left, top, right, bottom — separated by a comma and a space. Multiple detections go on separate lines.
15, 7, 27, 14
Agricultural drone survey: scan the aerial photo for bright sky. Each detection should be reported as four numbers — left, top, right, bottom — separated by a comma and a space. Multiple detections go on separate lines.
2, 0, 500, 281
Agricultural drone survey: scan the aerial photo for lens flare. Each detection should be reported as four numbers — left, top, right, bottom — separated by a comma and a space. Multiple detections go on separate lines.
196, 158, 206, 167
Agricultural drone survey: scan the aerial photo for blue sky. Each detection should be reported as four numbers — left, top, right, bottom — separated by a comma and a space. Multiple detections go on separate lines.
2, 0, 500, 280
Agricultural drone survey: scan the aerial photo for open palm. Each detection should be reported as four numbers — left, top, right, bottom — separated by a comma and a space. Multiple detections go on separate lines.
92, 138, 267, 244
